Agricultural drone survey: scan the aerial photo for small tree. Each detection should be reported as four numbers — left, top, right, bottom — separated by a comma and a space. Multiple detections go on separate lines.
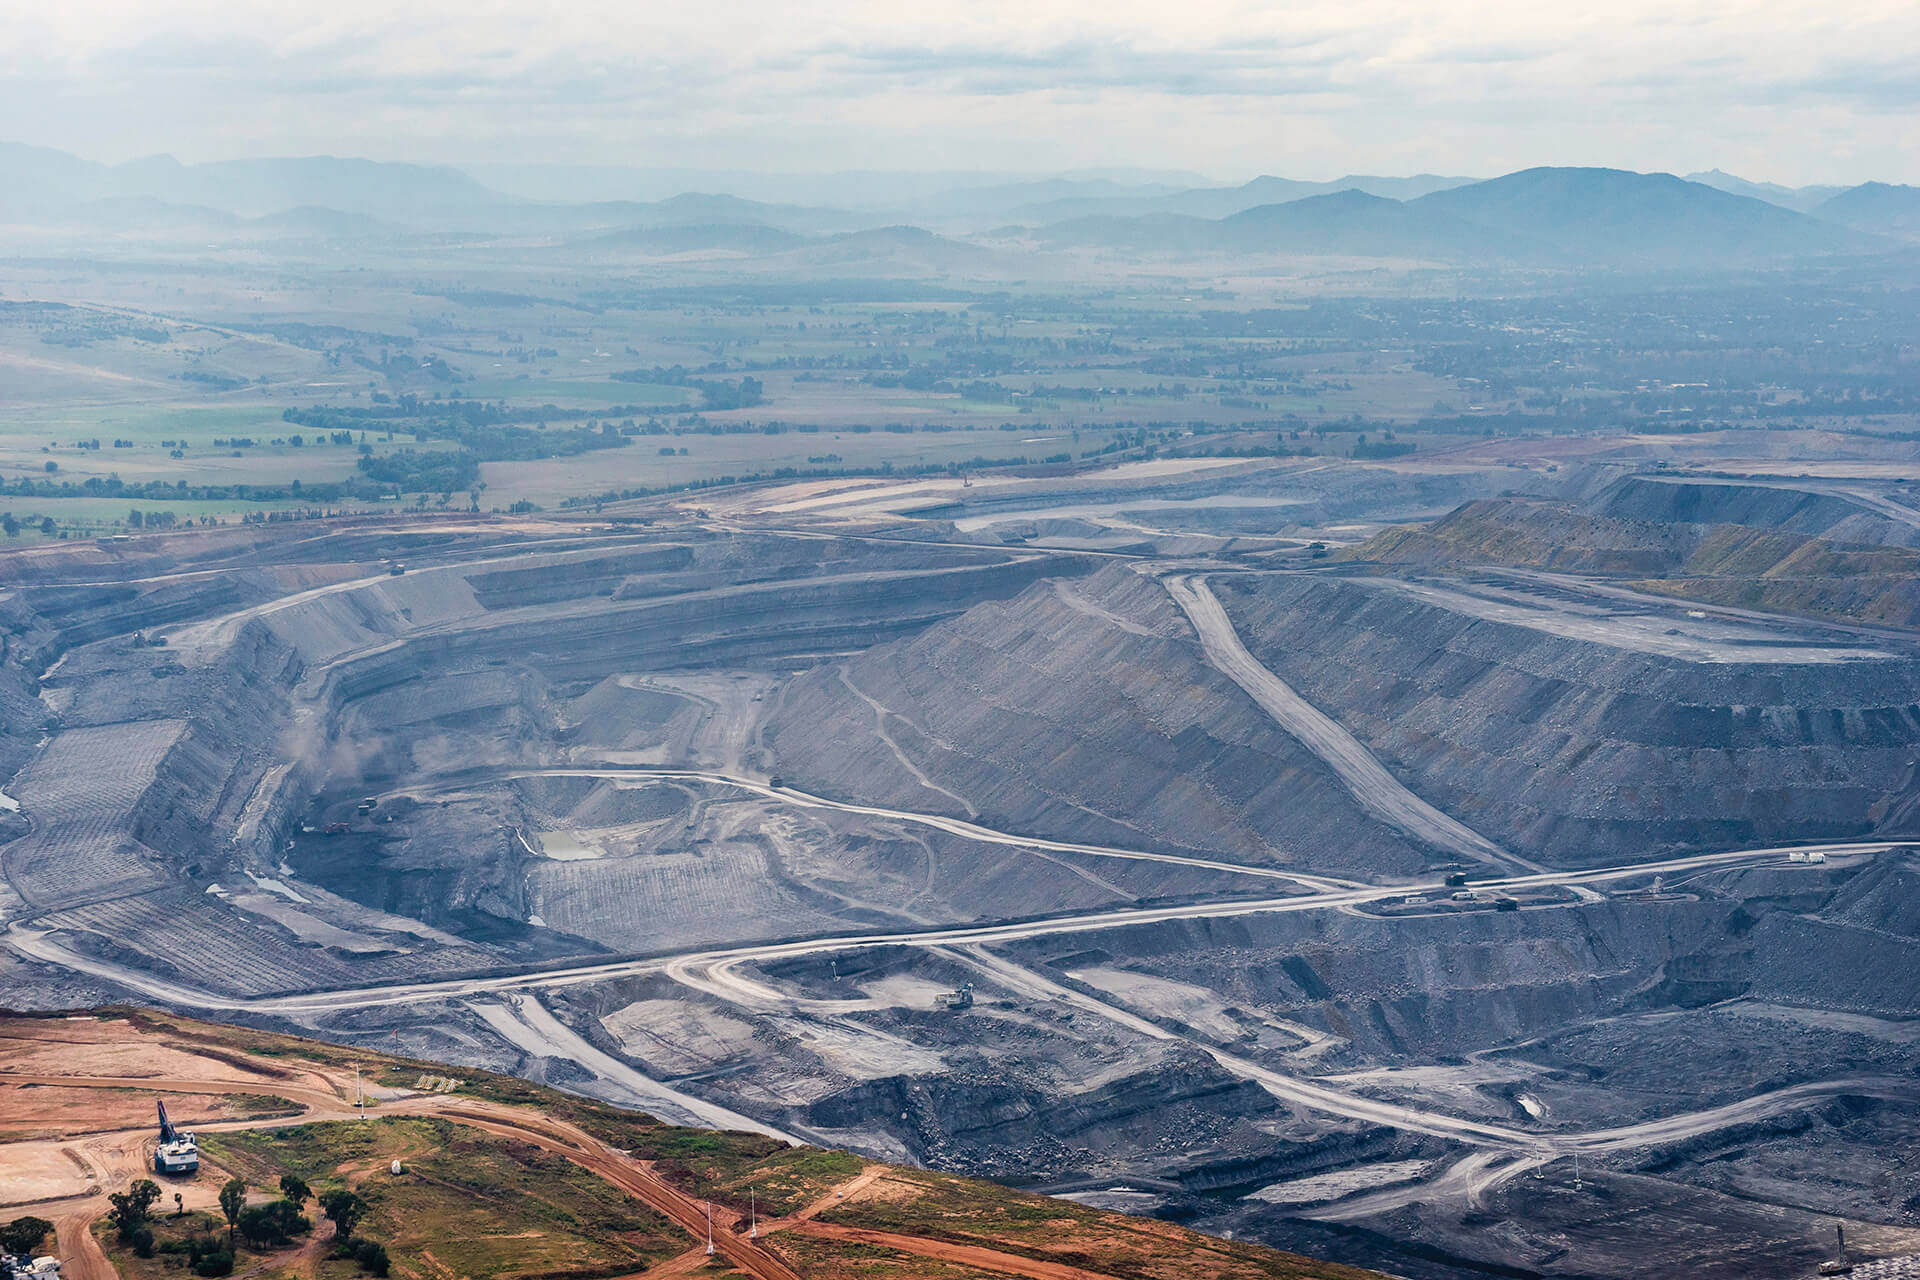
320, 1190, 364, 1244
279, 1175, 311, 1208
108, 1180, 162, 1239
218, 1179, 247, 1244
1, 1216, 53, 1255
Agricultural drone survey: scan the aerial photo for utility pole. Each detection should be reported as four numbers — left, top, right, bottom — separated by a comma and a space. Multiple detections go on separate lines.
354, 1064, 366, 1120
750, 1190, 757, 1240
705, 1202, 715, 1256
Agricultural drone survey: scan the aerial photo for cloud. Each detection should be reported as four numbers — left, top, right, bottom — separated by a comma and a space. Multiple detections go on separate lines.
0, 0, 1913, 182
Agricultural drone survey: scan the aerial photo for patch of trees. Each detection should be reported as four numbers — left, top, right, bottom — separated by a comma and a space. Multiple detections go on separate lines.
610, 366, 763, 410
354, 352, 460, 383
1, 1215, 52, 1255
178, 371, 253, 391
355, 448, 480, 493
285, 401, 642, 464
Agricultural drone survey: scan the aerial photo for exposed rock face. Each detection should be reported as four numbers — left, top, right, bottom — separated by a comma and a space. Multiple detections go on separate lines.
764, 565, 1430, 878
1215, 574, 1920, 864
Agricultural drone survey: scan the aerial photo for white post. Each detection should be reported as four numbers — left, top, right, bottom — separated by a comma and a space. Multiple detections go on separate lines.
705, 1202, 714, 1256
750, 1190, 757, 1240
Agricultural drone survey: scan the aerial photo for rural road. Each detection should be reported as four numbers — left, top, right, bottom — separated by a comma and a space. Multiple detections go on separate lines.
1164, 574, 1544, 874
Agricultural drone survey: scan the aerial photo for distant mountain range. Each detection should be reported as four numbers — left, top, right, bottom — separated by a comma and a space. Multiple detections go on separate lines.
1006, 173, 1478, 225
1041, 168, 1884, 267
1682, 169, 1845, 213
0, 141, 1913, 269
0, 141, 494, 222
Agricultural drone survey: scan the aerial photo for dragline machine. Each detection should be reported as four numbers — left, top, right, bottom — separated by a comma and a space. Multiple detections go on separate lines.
153, 1101, 199, 1174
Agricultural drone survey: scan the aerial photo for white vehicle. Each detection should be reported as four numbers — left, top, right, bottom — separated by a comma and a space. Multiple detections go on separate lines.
153, 1100, 199, 1175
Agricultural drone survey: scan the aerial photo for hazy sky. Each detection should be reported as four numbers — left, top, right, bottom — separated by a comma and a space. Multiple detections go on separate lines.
3, 0, 1916, 184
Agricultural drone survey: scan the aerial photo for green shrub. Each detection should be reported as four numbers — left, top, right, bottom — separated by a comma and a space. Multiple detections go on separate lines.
353, 1239, 390, 1277
192, 1249, 233, 1276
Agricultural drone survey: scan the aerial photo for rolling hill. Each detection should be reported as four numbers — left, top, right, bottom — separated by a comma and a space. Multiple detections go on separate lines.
1408, 166, 1867, 265
1815, 182, 1920, 239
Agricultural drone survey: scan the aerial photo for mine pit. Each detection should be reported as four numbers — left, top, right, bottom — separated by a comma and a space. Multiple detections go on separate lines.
6, 461, 1920, 1279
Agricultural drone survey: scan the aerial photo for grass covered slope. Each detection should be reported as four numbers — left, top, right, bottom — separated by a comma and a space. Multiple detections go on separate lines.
5, 1010, 1382, 1280
199, 1118, 687, 1280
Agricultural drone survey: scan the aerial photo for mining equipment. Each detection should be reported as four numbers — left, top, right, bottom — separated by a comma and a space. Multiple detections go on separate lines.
389, 562, 406, 576
153, 1100, 199, 1174
1818, 1225, 1854, 1274
1494, 897, 1520, 912
939, 983, 975, 1011
1444, 872, 1470, 887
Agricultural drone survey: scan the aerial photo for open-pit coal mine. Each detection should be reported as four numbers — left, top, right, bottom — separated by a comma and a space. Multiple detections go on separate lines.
7, 458, 1920, 1280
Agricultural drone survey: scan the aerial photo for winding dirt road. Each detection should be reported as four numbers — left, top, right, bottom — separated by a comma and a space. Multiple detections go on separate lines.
1165, 574, 1542, 874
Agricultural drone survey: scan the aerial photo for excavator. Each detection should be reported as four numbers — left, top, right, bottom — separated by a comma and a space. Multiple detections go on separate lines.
152, 1100, 199, 1175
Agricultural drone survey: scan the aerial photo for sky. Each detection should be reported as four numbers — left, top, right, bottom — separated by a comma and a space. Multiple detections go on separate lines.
1, 0, 1916, 185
